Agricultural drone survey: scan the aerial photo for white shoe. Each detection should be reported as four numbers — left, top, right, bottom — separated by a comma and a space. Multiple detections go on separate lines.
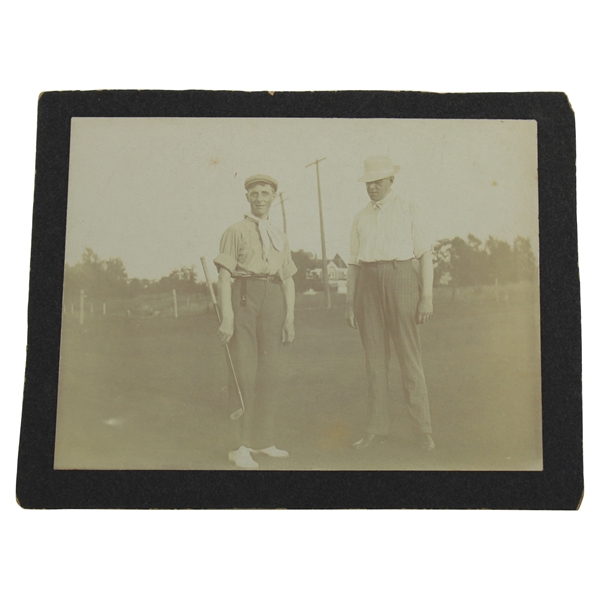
254, 446, 289, 458
228, 446, 259, 468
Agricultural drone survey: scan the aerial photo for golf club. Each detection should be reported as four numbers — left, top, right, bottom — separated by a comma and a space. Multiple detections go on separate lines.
200, 257, 245, 420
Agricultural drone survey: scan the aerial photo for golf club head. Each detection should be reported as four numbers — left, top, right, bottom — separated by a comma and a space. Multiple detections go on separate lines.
230, 408, 244, 421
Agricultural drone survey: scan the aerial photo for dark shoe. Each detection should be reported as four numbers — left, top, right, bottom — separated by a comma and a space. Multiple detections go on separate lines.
353, 433, 387, 450
419, 434, 435, 452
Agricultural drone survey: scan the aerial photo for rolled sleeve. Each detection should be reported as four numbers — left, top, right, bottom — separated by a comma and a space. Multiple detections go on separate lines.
214, 227, 239, 274
411, 202, 434, 259
348, 215, 360, 265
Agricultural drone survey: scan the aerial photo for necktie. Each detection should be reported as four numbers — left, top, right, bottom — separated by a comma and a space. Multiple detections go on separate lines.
244, 214, 284, 259
372, 201, 383, 210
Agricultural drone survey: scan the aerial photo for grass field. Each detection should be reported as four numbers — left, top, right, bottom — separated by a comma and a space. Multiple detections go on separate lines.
54, 283, 543, 471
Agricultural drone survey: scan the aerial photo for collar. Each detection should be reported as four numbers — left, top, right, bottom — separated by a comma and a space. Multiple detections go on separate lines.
370, 189, 397, 211
244, 213, 284, 255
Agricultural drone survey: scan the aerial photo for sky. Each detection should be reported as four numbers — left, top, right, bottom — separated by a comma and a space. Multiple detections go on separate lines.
65, 117, 539, 281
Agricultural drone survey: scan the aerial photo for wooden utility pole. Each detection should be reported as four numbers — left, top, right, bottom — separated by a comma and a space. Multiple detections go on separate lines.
306, 157, 331, 309
278, 191, 288, 234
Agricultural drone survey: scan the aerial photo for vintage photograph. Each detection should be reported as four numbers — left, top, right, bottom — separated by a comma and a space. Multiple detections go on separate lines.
54, 116, 542, 471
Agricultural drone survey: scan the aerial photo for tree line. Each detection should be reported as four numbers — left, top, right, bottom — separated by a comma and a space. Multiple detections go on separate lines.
64, 235, 537, 302
432, 234, 537, 287
63, 248, 206, 302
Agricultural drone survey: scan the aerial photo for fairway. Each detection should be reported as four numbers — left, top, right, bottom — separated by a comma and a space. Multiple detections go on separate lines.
54, 287, 542, 471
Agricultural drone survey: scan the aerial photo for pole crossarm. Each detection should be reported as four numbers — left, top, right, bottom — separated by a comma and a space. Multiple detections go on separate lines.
305, 157, 326, 169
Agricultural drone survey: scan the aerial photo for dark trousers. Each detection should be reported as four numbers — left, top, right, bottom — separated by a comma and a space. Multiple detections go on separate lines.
228, 278, 286, 449
354, 260, 432, 436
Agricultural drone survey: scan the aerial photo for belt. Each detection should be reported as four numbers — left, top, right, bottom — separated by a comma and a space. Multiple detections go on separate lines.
237, 275, 282, 306
237, 274, 281, 283
359, 259, 410, 267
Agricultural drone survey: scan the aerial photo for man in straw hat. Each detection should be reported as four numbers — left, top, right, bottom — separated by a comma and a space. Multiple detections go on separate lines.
345, 156, 435, 452
214, 174, 297, 468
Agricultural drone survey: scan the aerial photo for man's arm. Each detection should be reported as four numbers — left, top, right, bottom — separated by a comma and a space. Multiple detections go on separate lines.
417, 251, 433, 324
282, 277, 295, 344
345, 264, 359, 328
217, 268, 235, 344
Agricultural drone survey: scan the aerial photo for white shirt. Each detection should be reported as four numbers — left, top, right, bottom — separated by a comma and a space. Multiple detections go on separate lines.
348, 190, 433, 265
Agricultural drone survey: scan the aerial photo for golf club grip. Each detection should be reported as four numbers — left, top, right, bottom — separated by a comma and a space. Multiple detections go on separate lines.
200, 256, 245, 416
200, 256, 219, 310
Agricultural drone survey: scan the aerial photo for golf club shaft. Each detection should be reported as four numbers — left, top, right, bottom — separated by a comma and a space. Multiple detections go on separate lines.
200, 257, 245, 420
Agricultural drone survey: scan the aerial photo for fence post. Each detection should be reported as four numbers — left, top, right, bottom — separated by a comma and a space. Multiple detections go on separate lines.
90, 302, 94, 315
173, 289, 178, 318
103, 302, 106, 316
79, 290, 84, 325
71, 302, 74, 314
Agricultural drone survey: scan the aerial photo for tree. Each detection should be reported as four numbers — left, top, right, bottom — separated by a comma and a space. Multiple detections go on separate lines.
291, 250, 317, 292
445, 236, 484, 287
103, 257, 128, 297
486, 236, 514, 284
513, 236, 537, 282
64, 248, 129, 300
432, 234, 537, 289
154, 265, 201, 294
432, 239, 452, 285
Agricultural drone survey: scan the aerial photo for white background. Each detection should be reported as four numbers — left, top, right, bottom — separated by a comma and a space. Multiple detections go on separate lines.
0, 1, 596, 598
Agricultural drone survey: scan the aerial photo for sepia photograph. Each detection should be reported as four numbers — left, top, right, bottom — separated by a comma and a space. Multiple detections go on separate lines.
53, 116, 542, 472
3, 3, 594, 597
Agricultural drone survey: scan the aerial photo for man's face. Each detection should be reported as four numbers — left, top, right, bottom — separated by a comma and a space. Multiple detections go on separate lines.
246, 183, 276, 218
366, 176, 393, 202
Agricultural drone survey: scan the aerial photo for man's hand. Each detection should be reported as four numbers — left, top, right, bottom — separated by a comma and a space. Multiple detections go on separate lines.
282, 318, 295, 345
218, 316, 234, 345
345, 303, 358, 329
417, 297, 433, 324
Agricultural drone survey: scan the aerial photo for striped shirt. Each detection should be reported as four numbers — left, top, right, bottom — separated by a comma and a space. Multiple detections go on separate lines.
349, 191, 433, 265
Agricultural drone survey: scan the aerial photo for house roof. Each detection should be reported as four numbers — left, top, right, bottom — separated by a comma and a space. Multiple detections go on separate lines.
331, 253, 348, 269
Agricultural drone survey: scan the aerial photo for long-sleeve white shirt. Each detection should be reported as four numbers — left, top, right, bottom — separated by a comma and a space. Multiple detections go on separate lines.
349, 190, 433, 265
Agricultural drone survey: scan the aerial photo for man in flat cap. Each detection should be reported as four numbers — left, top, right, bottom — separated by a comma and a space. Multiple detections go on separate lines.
214, 174, 297, 468
345, 156, 435, 452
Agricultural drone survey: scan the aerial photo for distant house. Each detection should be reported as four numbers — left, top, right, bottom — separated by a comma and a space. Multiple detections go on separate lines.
308, 253, 348, 290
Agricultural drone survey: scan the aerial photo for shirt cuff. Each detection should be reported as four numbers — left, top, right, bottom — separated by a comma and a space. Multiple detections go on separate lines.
214, 253, 238, 275
414, 244, 434, 260
348, 255, 360, 266
279, 261, 298, 281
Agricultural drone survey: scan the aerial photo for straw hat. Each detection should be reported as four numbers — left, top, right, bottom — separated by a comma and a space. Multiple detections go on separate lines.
357, 156, 400, 183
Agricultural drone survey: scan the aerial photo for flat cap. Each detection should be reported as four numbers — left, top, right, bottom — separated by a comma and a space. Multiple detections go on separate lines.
244, 173, 278, 192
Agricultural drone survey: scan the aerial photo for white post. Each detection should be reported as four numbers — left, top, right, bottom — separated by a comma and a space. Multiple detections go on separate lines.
71, 302, 74, 314
173, 289, 178, 318
495, 277, 499, 302
90, 302, 94, 315
103, 302, 106, 315
79, 290, 84, 325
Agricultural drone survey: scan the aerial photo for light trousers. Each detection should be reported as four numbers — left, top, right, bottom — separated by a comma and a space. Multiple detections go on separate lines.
354, 260, 432, 436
